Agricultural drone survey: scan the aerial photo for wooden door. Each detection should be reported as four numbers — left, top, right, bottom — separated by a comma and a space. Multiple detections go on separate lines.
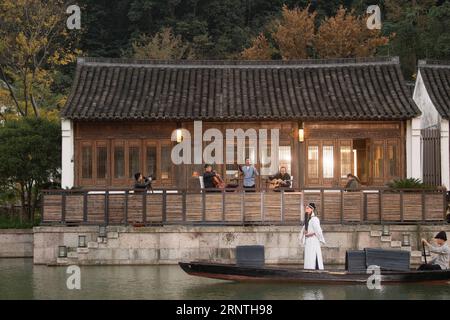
321, 140, 335, 187
339, 140, 353, 186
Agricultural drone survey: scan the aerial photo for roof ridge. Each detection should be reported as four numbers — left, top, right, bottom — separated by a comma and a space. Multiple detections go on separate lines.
77, 56, 399, 69
419, 59, 450, 67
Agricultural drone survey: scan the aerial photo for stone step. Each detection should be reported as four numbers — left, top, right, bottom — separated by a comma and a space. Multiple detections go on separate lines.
77, 247, 89, 254
88, 241, 99, 249
67, 251, 78, 259
390, 240, 402, 248
56, 257, 68, 265
370, 230, 382, 237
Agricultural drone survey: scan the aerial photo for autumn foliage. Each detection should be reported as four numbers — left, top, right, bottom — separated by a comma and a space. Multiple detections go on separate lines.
242, 5, 389, 60
315, 7, 389, 58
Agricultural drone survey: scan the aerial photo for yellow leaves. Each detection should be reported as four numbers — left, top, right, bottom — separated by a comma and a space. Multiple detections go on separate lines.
315, 7, 389, 58
273, 5, 316, 59
241, 5, 390, 60
241, 33, 274, 60
132, 27, 192, 60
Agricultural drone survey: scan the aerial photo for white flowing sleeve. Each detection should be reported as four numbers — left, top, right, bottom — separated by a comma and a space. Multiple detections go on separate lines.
311, 217, 326, 244
299, 226, 305, 246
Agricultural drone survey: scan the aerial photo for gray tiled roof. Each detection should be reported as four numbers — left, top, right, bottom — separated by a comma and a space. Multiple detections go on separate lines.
419, 60, 450, 119
61, 56, 420, 121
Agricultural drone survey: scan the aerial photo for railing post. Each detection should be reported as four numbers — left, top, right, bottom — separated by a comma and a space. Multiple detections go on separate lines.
340, 189, 344, 224
142, 191, 147, 224
241, 191, 245, 224
400, 190, 404, 222
222, 190, 226, 222
280, 190, 285, 224
444, 189, 447, 221
182, 190, 187, 222
261, 191, 265, 223
104, 190, 109, 225
124, 190, 128, 226
363, 192, 368, 222
83, 191, 88, 223
379, 189, 383, 224
162, 190, 167, 223
422, 190, 426, 222
201, 190, 206, 222
61, 192, 66, 224
320, 189, 325, 222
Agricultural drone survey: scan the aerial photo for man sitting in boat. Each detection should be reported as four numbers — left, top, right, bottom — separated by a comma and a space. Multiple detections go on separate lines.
300, 203, 326, 270
418, 231, 449, 270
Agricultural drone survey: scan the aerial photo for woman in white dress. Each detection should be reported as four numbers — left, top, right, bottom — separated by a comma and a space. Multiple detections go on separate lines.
300, 202, 326, 270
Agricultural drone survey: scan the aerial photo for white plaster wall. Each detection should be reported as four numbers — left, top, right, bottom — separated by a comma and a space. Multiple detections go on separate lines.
61, 119, 74, 189
413, 70, 441, 129
441, 119, 449, 189
406, 118, 423, 180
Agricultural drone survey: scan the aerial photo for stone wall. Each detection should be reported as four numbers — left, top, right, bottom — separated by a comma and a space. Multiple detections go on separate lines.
32, 224, 450, 266
0, 229, 34, 258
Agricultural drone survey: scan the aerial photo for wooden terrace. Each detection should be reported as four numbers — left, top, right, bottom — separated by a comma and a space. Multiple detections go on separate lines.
41, 187, 447, 225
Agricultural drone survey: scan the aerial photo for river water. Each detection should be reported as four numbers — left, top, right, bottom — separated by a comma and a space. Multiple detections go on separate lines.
1, 258, 450, 300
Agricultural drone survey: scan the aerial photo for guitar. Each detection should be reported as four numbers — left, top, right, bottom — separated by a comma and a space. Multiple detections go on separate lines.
269, 179, 285, 189
212, 172, 226, 189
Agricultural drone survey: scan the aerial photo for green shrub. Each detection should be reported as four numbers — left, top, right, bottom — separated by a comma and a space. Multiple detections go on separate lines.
387, 178, 434, 189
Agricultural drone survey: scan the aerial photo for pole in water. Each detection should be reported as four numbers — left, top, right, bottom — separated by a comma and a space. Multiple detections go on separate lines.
422, 242, 427, 264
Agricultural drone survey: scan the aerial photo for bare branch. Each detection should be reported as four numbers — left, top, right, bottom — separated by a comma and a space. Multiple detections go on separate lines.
0, 66, 25, 116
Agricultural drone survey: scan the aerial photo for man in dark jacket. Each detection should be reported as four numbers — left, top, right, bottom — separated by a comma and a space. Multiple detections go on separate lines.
202, 164, 217, 189
134, 172, 151, 190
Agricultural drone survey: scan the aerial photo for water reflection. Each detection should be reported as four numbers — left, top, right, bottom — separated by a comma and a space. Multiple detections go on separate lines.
1, 259, 450, 300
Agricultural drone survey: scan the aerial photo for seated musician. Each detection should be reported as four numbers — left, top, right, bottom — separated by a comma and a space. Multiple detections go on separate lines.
269, 166, 291, 189
202, 164, 217, 189
134, 172, 151, 190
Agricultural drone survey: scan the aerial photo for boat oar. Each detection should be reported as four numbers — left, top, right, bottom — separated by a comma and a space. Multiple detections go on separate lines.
422, 242, 427, 264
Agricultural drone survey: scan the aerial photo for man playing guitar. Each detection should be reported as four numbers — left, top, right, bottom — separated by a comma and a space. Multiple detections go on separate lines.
269, 166, 291, 189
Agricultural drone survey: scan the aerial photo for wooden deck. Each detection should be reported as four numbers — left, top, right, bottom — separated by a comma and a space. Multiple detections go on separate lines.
41, 187, 447, 225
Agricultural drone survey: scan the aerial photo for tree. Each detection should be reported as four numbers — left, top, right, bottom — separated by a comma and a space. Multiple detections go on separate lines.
314, 6, 389, 58
131, 27, 193, 59
0, 118, 61, 221
272, 5, 317, 59
0, 0, 80, 119
241, 33, 274, 60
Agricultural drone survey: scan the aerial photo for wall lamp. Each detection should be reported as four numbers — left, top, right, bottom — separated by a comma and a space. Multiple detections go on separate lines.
298, 122, 304, 142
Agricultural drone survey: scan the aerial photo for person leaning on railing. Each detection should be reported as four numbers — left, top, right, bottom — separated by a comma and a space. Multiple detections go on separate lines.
344, 173, 361, 191
134, 172, 151, 190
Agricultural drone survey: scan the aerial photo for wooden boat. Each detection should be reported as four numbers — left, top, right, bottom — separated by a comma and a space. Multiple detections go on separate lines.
179, 261, 450, 284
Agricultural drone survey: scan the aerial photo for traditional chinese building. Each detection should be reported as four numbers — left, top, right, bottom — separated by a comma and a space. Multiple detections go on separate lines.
60, 56, 420, 190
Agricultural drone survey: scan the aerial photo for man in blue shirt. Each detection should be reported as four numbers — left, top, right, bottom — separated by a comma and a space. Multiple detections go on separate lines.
240, 158, 259, 189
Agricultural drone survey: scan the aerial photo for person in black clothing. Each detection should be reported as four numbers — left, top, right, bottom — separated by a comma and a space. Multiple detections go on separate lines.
202, 164, 217, 189
134, 172, 151, 190
269, 166, 291, 189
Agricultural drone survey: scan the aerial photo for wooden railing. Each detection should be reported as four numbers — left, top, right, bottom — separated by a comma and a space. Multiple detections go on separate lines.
41, 187, 448, 226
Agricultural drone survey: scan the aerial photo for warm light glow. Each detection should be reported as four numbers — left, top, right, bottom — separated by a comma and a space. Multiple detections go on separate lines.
298, 128, 304, 142
323, 146, 334, 178
353, 149, 357, 177
176, 129, 183, 143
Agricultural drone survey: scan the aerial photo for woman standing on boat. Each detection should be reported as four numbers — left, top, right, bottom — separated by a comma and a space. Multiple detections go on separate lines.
300, 203, 326, 270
